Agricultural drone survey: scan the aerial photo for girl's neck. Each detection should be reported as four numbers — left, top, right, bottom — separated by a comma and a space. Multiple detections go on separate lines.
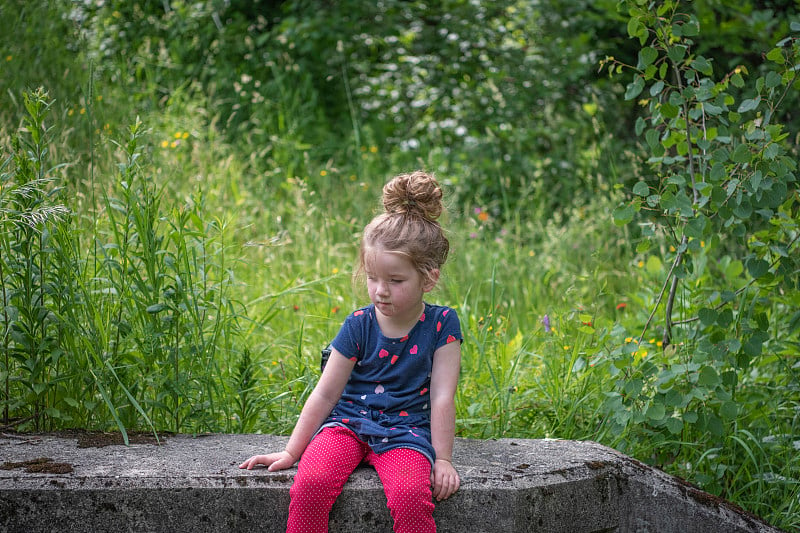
375, 301, 426, 339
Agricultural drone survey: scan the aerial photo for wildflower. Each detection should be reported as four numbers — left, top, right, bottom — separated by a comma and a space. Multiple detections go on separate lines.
369, 146, 378, 153
161, 140, 169, 148
181, 132, 189, 139
79, 108, 86, 115
5, 55, 11, 61
171, 140, 178, 148
616, 303, 627, 310
293, 305, 299, 311
332, 267, 339, 275
637, 260, 644, 268
563, 345, 571, 351
542, 314, 551, 333
332, 306, 340, 314
174, 132, 182, 139
320, 170, 327, 176
68, 109, 74, 116
478, 211, 489, 222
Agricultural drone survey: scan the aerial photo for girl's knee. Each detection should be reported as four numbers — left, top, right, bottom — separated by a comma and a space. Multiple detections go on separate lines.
290, 469, 335, 499
385, 475, 432, 510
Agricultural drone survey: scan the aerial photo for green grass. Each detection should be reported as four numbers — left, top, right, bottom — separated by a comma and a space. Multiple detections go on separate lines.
1, 3, 798, 530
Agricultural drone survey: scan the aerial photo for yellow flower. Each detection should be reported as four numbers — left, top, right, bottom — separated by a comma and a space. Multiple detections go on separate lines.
332, 267, 339, 275
79, 108, 86, 115
174, 132, 182, 139
637, 260, 644, 268
670, 245, 676, 252
5, 55, 12, 62
161, 140, 169, 148
68, 109, 74, 116
320, 170, 327, 176
170, 140, 178, 148
369, 146, 378, 153
563, 345, 571, 351
181, 132, 189, 139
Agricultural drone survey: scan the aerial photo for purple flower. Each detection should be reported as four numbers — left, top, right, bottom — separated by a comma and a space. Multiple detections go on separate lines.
542, 314, 551, 333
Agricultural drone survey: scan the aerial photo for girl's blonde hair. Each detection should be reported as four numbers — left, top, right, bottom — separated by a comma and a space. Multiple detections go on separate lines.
360, 171, 450, 284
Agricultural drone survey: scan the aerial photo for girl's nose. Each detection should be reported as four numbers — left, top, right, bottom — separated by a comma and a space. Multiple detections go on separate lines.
375, 281, 389, 296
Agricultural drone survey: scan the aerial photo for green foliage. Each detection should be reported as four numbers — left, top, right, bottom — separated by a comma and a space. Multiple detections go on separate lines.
0, 89, 70, 430
603, 1, 799, 525
2, 1, 799, 529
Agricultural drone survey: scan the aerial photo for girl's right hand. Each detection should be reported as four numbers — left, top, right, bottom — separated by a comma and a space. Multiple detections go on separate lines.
239, 450, 296, 471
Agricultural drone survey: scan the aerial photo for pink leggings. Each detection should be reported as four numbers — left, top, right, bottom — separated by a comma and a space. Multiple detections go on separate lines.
287, 426, 436, 533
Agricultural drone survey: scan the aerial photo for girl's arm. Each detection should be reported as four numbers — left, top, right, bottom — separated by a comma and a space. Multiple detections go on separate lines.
239, 348, 355, 471
429, 340, 461, 500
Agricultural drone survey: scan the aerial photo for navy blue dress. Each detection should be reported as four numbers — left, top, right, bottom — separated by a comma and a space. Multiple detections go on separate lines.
321, 303, 462, 464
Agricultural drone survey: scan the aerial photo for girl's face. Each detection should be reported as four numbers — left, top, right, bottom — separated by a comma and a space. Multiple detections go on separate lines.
364, 249, 437, 324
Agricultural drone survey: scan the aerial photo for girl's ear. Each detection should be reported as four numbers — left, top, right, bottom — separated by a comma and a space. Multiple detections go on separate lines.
423, 268, 440, 292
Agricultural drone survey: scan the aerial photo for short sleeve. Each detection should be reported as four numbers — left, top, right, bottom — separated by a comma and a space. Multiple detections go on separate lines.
434, 307, 462, 351
330, 308, 368, 361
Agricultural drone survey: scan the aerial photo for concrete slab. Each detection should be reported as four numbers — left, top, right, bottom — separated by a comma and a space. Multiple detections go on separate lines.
0, 432, 783, 533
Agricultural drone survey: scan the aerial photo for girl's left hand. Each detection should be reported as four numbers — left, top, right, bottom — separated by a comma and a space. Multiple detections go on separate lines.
431, 458, 460, 501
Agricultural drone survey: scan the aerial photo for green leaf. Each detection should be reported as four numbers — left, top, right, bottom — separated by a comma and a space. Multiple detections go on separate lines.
661, 102, 680, 118
646, 402, 666, 421
719, 401, 738, 420
709, 162, 726, 182
691, 56, 712, 75
626, 76, 645, 100
731, 144, 751, 163
746, 258, 770, 278
738, 97, 761, 113
685, 215, 707, 238
698, 308, 718, 327
667, 45, 687, 64
632, 181, 650, 196
766, 71, 782, 89
666, 417, 683, 435
613, 203, 635, 226
638, 46, 658, 69
698, 366, 720, 387
649, 80, 665, 97
766, 47, 785, 64
635, 116, 646, 136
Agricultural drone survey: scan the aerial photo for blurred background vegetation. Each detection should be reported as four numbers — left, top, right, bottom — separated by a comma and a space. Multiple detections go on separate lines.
1, 0, 798, 529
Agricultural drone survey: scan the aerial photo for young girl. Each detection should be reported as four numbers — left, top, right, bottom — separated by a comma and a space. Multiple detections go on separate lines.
240, 171, 462, 533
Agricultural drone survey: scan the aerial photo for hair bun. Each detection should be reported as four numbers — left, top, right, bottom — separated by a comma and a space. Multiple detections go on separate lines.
382, 171, 443, 221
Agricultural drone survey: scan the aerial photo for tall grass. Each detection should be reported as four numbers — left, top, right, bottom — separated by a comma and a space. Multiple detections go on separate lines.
1, 4, 797, 529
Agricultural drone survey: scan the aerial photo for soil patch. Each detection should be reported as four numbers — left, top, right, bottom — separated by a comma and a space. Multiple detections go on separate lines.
1, 457, 74, 474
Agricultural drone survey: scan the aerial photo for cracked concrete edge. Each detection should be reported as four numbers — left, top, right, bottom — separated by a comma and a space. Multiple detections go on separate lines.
0, 433, 785, 533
